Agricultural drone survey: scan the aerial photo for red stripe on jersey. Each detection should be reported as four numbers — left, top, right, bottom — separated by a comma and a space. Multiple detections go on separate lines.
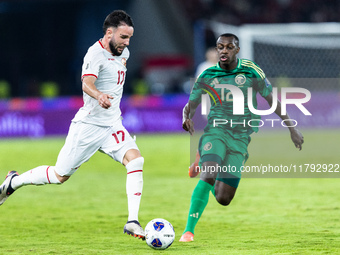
127, 170, 143, 174
46, 166, 51, 184
98, 40, 104, 49
82, 74, 98, 80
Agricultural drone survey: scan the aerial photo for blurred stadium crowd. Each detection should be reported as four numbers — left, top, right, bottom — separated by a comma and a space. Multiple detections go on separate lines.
178, 0, 340, 24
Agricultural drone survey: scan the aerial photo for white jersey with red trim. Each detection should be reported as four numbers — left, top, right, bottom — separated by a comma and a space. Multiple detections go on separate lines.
72, 40, 129, 126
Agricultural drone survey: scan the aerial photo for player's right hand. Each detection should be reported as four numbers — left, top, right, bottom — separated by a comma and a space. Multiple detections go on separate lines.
290, 128, 304, 151
98, 93, 114, 109
183, 119, 195, 135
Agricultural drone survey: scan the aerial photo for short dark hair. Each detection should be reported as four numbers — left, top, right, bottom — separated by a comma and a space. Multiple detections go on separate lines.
219, 33, 239, 47
103, 10, 134, 34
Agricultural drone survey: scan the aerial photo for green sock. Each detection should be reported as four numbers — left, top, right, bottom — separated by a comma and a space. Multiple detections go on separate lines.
211, 182, 216, 198
183, 180, 212, 234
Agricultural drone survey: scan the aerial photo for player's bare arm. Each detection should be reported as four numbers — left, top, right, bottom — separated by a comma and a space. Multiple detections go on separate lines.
265, 92, 304, 150
82, 75, 114, 109
182, 100, 199, 135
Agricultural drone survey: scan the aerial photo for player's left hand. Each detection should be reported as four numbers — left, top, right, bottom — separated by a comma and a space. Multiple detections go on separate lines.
183, 119, 195, 135
98, 93, 114, 109
290, 128, 304, 150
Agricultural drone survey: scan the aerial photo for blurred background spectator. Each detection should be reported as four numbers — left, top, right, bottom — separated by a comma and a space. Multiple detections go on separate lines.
195, 47, 219, 78
178, 0, 340, 24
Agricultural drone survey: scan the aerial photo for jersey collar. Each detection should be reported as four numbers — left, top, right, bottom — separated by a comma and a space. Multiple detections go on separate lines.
98, 39, 117, 57
98, 39, 104, 49
217, 58, 240, 71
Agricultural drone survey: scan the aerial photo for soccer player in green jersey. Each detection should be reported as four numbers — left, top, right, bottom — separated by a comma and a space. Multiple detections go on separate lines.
179, 33, 304, 242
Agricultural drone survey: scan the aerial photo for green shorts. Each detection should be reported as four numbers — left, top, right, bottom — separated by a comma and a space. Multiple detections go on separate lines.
198, 129, 250, 188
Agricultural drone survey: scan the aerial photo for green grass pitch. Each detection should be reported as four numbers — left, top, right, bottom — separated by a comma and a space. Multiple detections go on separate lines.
0, 129, 339, 254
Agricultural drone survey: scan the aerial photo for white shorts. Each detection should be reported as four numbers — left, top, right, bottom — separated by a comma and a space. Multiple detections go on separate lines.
55, 121, 139, 176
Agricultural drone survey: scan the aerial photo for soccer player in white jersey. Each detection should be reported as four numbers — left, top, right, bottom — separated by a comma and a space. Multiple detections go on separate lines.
0, 10, 145, 240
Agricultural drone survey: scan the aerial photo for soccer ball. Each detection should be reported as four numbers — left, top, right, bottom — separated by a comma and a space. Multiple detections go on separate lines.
145, 218, 175, 250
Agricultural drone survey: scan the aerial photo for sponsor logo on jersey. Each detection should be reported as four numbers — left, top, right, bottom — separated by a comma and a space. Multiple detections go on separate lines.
235, 74, 246, 85
203, 142, 212, 151
121, 58, 127, 67
108, 58, 115, 61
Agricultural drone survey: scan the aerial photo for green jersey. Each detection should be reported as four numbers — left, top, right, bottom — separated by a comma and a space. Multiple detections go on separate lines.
190, 58, 272, 134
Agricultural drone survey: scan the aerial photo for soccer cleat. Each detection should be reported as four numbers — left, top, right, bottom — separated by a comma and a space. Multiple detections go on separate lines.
189, 150, 201, 178
179, 231, 194, 242
123, 220, 145, 240
0, 171, 19, 206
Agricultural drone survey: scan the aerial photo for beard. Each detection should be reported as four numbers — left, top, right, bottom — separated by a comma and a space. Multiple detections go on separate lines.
109, 39, 123, 56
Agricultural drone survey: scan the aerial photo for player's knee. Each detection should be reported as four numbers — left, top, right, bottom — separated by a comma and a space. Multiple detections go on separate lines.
123, 149, 143, 166
215, 193, 234, 206
56, 174, 70, 183
126, 156, 144, 169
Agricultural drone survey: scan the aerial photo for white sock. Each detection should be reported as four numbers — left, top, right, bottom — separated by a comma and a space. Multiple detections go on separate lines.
11, 165, 61, 190
126, 157, 144, 222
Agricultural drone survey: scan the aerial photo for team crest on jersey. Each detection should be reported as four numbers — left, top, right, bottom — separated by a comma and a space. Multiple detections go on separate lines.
121, 58, 127, 67
235, 74, 246, 85
203, 142, 212, 151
